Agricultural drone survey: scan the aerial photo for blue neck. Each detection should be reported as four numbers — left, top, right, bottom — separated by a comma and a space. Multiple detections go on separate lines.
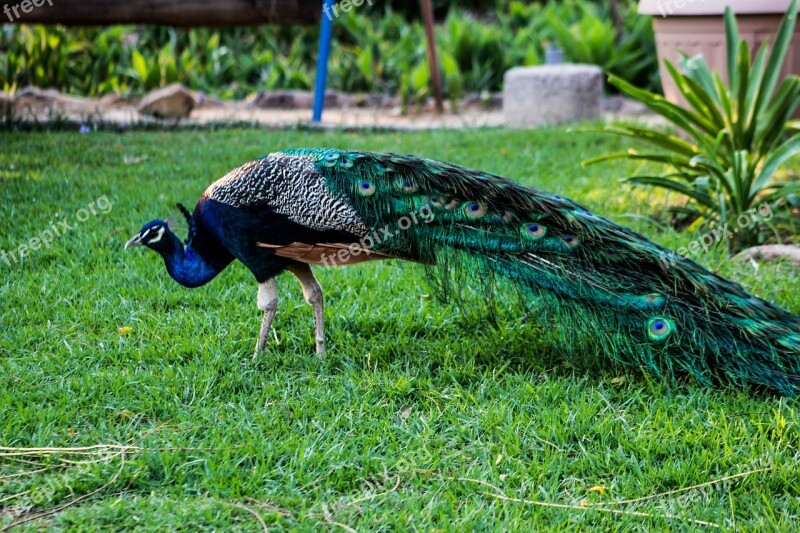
161, 236, 227, 288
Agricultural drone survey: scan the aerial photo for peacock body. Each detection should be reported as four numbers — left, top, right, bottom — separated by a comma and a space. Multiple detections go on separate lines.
127, 148, 800, 395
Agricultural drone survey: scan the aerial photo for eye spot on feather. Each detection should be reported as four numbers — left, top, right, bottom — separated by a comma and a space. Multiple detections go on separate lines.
464, 202, 486, 218
647, 317, 674, 341
341, 157, 354, 169
324, 153, 339, 167
561, 235, 579, 247
357, 181, 375, 196
523, 223, 546, 239
428, 196, 441, 206
395, 178, 417, 193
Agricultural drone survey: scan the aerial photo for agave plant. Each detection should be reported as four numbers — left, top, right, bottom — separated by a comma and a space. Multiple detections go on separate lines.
586, 0, 800, 253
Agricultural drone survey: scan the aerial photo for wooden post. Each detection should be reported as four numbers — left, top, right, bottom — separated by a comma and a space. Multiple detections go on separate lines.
419, 0, 444, 113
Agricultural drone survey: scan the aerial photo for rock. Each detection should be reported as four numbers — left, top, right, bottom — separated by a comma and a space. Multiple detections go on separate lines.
137, 83, 195, 119
97, 94, 129, 108
13, 87, 100, 120
503, 64, 603, 127
10, 87, 142, 124
250, 90, 356, 110
736, 245, 800, 266
192, 92, 227, 110
250, 90, 313, 109
352, 93, 400, 109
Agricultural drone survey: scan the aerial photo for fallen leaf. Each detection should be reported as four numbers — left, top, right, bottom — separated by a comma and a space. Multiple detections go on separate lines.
124, 155, 148, 165
588, 485, 606, 495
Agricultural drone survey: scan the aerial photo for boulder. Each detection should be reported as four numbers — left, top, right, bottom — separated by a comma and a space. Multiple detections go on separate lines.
137, 83, 196, 119
13, 87, 98, 119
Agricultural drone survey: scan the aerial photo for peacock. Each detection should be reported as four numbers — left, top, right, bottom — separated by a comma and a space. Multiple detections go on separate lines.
126, 149, 800, 395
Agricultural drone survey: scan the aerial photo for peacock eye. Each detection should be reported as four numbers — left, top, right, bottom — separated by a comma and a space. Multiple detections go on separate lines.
523, 223, 546, 239
464, 202, 486, 218
324, 153, 339, 166
358, 181, 375, 196
341, 157, 354, 169
647, 317, 673, 341
428, 196, 441, 206
395, 178, 417, 193
561, 235, 579, 247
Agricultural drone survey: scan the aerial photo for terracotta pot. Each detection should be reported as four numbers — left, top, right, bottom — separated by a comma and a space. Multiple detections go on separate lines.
638, 0, 800, 115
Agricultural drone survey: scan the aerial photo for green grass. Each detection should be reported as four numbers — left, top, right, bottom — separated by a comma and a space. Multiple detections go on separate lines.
1, 127, 799, 531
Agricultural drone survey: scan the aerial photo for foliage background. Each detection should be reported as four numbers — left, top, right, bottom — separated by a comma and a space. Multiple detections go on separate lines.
0, 0, 659, 102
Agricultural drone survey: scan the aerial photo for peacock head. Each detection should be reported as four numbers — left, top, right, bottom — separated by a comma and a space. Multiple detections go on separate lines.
125, 220, 176, 253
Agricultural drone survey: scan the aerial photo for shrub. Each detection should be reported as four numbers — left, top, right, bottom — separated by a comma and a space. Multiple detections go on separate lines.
586, 0, 800, 253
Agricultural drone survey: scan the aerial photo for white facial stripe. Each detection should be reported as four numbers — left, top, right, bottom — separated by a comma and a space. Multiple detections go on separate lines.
148, 226, 166, 244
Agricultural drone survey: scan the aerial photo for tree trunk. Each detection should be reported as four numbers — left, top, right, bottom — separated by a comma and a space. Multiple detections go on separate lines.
7, 0, 320, 26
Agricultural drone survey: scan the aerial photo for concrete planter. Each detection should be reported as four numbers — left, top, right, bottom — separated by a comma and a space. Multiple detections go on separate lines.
638, 0, 800, 106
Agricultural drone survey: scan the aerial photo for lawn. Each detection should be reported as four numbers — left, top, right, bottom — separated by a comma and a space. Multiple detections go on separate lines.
1, 127, 799, 531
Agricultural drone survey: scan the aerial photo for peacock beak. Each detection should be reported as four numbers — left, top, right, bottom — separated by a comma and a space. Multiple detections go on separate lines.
124, 233, 143, 249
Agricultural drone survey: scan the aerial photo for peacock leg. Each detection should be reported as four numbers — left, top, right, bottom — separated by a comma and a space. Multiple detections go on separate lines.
287, 263, 326, 355
254, 277, 279, 359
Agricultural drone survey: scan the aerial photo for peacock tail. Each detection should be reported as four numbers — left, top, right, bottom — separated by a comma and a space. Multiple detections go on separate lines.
248, 148, 800, 395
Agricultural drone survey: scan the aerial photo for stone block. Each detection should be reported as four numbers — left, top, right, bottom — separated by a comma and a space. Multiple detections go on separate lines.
503, 64, 603, 127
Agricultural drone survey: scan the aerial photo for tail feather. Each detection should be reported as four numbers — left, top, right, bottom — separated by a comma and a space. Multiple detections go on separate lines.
284, 148, 800, 395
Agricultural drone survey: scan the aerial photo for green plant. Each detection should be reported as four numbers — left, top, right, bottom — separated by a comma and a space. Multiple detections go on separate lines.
586, 0, 800, 252
0, 1, 659, 102
547, 1, 658, 92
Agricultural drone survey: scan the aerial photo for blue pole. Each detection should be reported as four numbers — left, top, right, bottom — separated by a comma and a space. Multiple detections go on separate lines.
312, 1, 333, 123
